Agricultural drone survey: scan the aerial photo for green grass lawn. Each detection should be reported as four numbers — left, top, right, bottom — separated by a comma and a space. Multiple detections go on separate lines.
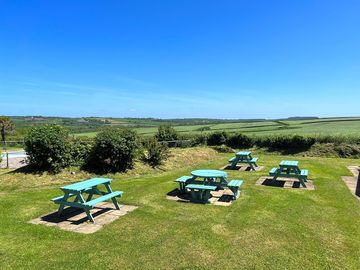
0, 150, 360, 269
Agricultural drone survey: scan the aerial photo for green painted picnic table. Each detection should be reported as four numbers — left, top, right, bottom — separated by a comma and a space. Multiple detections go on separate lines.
52, 178, 123, 222
175, 169, 244, 203
228, 151, 259, 170
191, 169, 228, 186
186, 170, 228, 203
269, 160, 309, 187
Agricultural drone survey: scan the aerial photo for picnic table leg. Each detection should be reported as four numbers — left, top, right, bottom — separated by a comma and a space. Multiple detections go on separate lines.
231, 159, 238, 169
57, 192, 70, 215
104, 183, 120, 210
294, 170, 307, 188
85, 208, 95, 223
249, 162, 256, 171
77, 193, 95, 222
190, 190, 197, 201
202, 190, 211, 203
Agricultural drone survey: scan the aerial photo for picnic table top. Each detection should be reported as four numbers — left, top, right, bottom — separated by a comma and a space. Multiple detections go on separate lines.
191, 169, 227, 179
61, 178, 112, 192
236, 151, 251, 156
279, 160, 299, 167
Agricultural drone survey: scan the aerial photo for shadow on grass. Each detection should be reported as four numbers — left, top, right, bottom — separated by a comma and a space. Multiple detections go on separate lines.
356, 169, 360, 197
41, 206, 112, 225
222, 165, 253, 171
6, 164, 51, 175
260, 178, 303, 188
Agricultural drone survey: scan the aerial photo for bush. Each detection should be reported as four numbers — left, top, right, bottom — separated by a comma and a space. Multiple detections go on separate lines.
85, 128, 138, 173
24, 125, 71, 173
141, 137, 169, 167
207, 131, 228, 146
155, 125, 178, 141
255, 135, 316, 151
227, 133, 254, 149
334, 143, 360, 158
68, 137, 93, 166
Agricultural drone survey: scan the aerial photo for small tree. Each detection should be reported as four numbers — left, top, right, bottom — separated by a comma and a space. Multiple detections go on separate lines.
155, 125, 178, 141
0, 116, 14, 151
86, 128, 138, 173
141, 137, 169, 168
24, 125, 71, 173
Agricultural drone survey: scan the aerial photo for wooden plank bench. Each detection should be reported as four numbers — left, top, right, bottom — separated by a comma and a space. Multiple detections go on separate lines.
227, 180, 244, 199
175, 175, 194, 192
185, 184, 217, 203
269, 167, 279, 176
52, 178, 123, 223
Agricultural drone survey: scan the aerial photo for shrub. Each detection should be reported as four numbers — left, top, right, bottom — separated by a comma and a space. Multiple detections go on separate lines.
155, 125, 178, 141
227, 133, 254, 149
68, 137, 93, 166
334, 143, 360, 158
207, 131, 228, 146
141, 137, 169, 167
24, 125, 71, 173
85, 128, 138, 173
255, 135, 316, 150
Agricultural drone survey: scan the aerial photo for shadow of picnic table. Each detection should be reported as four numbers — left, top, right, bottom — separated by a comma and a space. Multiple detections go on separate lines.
356, 169, 360, 197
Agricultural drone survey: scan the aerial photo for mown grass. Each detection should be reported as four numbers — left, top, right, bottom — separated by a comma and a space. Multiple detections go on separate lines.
0, 149, 360, 269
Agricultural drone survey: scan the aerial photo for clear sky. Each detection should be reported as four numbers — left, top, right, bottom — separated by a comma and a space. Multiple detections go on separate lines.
0, 0, 359, 119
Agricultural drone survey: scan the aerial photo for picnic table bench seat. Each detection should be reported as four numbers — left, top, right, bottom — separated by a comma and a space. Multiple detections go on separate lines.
185, 184, 217, 191
250, 157, 259, 163
228, 157, 236, 163
269, 167, 279, 176
85, 191, 123, 207
227, 180, 244, 199
301, 169, 309, 177
176, 176, 193, 183
186, 184, 217, 203
175, 176, 194, 192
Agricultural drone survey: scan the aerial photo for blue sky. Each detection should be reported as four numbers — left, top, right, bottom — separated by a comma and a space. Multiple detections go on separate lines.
0, 0, 359, 119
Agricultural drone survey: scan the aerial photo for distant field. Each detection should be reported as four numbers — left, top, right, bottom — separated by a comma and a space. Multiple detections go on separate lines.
73, 117, 360, 137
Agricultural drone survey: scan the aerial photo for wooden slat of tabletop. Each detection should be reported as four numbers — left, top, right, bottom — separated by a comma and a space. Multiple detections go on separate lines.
236, 151, 251, 156
191, 169, 227, 178
280, 160, 299, 167
61, 178, 112, 192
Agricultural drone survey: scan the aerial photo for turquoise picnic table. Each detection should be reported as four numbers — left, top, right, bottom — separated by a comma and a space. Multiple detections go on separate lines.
269, 160, 309, 187
228, 151, 259, 170
175, 169, 243, 203
52, 178, 123, 222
